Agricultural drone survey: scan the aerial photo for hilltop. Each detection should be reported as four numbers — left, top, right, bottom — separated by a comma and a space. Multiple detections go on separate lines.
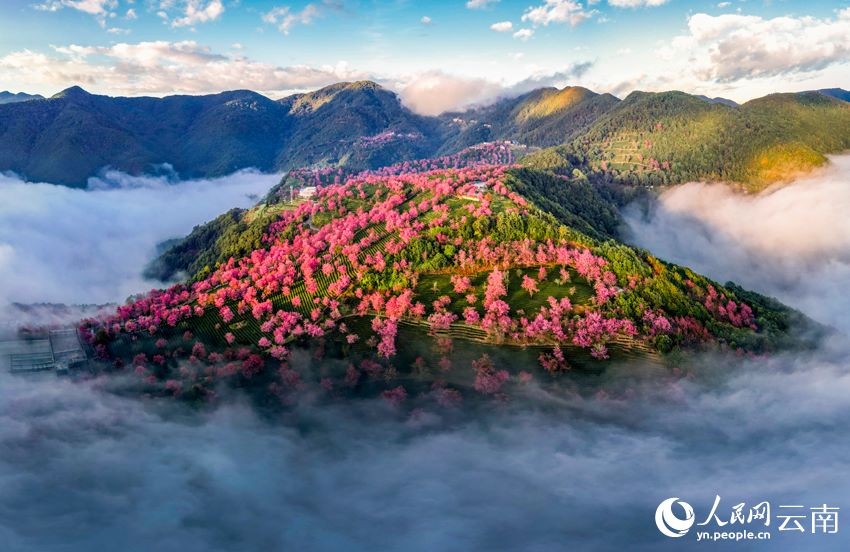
81, 151, 810, 402
1, 82, 849, 189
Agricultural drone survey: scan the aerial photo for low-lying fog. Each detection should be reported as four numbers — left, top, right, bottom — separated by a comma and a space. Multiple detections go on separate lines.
2, 161, 850, 551
0, 169, 279, 307
623, 155, 850, 333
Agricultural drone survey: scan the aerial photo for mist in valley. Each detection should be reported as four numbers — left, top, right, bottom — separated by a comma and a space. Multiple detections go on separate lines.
0, 169, 278, 311
1, 162, 850, 550
623, 155, 850, 333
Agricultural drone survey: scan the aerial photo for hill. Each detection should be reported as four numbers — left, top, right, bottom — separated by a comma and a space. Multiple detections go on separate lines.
82, 156, 811, 402
276, 81, 443, 169
0, 91, 43, 104
0, 82, 442, 187
2, 82, 849, 189
694, 95, 739, 107
814, 88, 850, 102
522, 90, 850, 191
145, 144, 616, 283
438, 86, 620, 153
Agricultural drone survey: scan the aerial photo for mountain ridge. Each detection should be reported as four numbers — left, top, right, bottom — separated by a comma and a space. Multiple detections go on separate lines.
1, 81, 849, 189
0, 90, 44, 104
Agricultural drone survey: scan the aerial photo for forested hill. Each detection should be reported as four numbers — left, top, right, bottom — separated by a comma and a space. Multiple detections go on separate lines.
0, 82, 444, 187
1, 81, 849, 188
522, 90, 850, 190
437, 86, 620, 154
86, 159, 813, 402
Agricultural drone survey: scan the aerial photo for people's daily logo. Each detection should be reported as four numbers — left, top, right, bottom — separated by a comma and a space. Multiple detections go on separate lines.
655, 496, 839, 543
655, 497, 696, 538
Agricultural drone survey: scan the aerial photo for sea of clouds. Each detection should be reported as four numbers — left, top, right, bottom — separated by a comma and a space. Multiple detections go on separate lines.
623, 155, 850, 333
0, 169, 278, 332
1, 160, 849, 551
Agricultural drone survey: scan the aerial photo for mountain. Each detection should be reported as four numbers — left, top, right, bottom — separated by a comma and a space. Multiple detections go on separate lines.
438, 86, 620, 153
276, 81, 443, 169
814, 88, 850, 102
0, 86, 287, 186
0, 91, 43, 104
522, 90, 850, 191
0, 82, 620, 187
1, 81, 849, 189
695, 94, 739, 107
145, 144, 616, 283
0, 82, 441, 187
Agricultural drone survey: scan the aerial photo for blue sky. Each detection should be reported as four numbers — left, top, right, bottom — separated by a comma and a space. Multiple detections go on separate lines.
0, 0, 848, 113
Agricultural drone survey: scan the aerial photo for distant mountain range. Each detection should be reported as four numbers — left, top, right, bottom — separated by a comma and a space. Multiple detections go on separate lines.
816, 88, 850, 102
0, 91, 43, 105
694, 95, 739, 107
0, 82, 848, 188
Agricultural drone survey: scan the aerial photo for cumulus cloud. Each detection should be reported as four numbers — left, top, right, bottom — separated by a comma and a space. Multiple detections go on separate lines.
490, 21, 513, 32
262, 3, 321, 35
608, 0, 668, 6
467, 0, 499, 8
521, 0, 595, 27
396, 63, 592, 115
513, 28, 534, 40
397, 72, 502, 116
0, 40, 369, 98
170, 0, 225, 28
624, 155, 850, 332
659, 9, 850, 83
0, 170, 278, 311
420, 15, 432, 25
34, 0, 116, 15
33, 0, 118, 27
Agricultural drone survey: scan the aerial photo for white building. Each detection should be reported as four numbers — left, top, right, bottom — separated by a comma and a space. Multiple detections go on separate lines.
298, 186, 317, 199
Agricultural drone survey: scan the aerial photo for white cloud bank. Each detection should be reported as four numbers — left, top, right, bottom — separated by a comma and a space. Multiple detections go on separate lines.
0, 331, 848, 550
0, 41, 369, 98
0, 170, 278, 310
624, 155, 850, 332
608, 0, 668, 6
467, 0, 499, 8
395, 63, 592, 115
659, 9, 850, 83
